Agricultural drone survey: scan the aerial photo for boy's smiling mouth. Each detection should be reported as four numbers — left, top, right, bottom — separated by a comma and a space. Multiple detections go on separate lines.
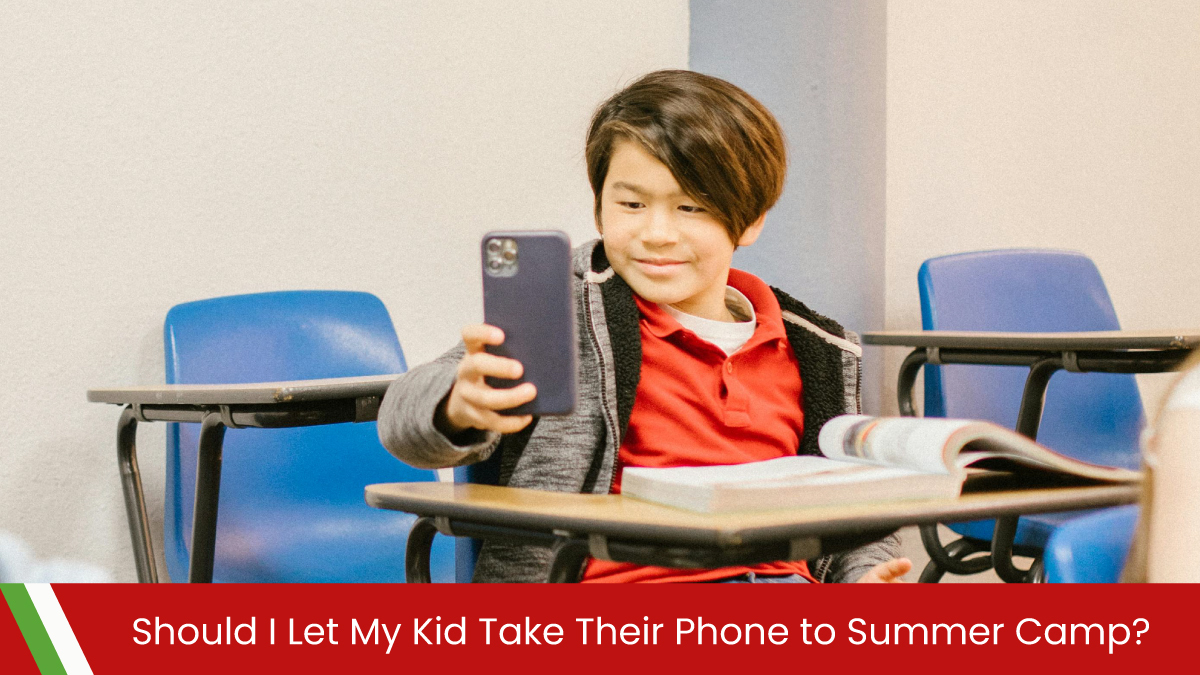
634, 257, 687, 276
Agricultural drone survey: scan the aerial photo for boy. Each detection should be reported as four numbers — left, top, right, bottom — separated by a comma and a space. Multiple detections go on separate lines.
379, 70, 907, 583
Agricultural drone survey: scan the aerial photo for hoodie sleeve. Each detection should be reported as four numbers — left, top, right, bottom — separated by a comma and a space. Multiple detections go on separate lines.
376, 341, 501, 469
814, 532, 904, 583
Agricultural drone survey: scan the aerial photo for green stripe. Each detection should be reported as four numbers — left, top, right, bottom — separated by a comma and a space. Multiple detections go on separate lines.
1, 584, 67, 675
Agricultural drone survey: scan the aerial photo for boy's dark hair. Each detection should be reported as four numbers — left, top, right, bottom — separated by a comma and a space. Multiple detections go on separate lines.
585, 69, 787, 243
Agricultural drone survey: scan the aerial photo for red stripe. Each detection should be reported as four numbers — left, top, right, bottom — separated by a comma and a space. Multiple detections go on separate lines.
0, 592, 41, 674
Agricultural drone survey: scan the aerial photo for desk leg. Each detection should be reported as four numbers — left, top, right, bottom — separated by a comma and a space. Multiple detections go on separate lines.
546, 537, 589, 583
907, 351, 1062, 583
117, 406, 159, 583
917, 537, 991, 583
405, 516, 438, 583
990, 516, 1032, 583
897, 349, 975, 583
188, 412, 226, 583
896, 349, 928, 417
1027, 558, 1046, 583
986, 357, 1063, 583
917, 524, 991, 581
1014, 356, 1062, 440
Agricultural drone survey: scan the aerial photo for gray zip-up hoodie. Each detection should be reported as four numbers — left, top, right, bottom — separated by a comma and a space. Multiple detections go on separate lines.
378, 239, 899, 582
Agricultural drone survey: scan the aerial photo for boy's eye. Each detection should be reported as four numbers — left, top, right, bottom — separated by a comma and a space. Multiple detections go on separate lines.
618, 201, 645, 209
678, 205, 706, 214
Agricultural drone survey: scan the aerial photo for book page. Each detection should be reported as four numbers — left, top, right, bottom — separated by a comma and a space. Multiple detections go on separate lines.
818, 415, 975, 474
622, 455, 855, 488
732, 463, 931, 488
953, 435, 1142, 482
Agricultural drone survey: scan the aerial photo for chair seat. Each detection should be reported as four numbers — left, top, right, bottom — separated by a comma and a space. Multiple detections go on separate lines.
170, 504, 455, 583
1044, 506, 1139, 583
949, 509, 1107, 550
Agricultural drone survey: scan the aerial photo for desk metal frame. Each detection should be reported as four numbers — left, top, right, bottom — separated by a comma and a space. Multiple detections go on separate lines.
90, 376, 396, 583
403, 518, 885, 583
864, 330, 1198, 582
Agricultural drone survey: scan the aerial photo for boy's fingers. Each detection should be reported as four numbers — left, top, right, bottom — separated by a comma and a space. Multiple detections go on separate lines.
877, 558, 912, 582
476, 409, 535, 434
460, 382, 537, 411
461, 324, 504, 352
458, 352, 524, 381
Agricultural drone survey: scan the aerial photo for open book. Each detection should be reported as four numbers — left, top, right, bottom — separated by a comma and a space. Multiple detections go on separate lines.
621, 415, 1142, 513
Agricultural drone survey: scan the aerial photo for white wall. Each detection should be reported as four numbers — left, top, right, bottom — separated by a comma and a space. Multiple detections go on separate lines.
884, 0, 1200, 418
0, 1, 689, 580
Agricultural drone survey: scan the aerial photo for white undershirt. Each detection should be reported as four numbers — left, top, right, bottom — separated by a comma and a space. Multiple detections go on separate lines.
659, 286, 757, 356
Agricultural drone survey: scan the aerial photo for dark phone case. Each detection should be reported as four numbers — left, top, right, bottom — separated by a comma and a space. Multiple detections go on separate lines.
482, 231, 577, 416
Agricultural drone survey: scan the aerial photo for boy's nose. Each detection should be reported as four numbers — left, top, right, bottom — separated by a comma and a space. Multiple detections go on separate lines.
642, 209, 679, 246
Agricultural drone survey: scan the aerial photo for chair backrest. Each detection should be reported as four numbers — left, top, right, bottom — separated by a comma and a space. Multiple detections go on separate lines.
919, 250, 1144, 468
163, 290, 447, 582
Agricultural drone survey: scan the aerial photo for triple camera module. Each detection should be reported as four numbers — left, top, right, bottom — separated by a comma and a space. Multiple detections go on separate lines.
484, 237, 519, 277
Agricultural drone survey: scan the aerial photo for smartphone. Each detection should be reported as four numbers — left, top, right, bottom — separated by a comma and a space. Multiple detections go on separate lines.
481, 230, 577, 416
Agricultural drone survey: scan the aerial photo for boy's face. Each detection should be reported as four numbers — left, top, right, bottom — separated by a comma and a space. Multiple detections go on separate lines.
597, 140, 762, 321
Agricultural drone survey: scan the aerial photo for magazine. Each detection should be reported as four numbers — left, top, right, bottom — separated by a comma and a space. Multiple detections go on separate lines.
620, 415, 1142, 513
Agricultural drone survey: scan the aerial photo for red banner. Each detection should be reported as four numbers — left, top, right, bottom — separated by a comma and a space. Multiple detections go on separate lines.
54, 584, 1179, 674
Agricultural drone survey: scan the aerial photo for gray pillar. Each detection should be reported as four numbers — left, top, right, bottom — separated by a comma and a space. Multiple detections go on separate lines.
690, 0, 887, 414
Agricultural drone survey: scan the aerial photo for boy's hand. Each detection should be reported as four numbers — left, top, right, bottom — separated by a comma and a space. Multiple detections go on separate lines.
438, 324, 537, 437
856, 558, 912, 583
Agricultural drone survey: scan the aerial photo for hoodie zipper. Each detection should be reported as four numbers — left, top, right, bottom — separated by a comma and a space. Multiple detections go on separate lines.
582, 278, 621, 495
856, 349, 863, 414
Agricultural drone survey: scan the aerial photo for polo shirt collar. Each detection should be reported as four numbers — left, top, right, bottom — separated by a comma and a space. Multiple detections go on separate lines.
634, 268, 788, 346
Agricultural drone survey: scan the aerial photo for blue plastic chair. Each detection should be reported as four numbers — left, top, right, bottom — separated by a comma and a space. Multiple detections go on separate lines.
163, 290, 454, 582
1044, 505, 1139, 583
919, 249, 1144, 579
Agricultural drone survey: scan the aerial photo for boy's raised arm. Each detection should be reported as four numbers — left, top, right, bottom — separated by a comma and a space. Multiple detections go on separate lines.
377, 324, 537, 470
377, 339, 494, 469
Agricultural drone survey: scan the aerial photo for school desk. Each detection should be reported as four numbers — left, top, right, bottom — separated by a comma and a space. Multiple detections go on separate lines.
861, 329, 1200, 581
87, 374, 397, 583
366, 478, 1139, 583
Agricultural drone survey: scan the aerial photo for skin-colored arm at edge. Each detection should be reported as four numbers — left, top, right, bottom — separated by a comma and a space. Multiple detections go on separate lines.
1145, 408, 1200, 582
856, 558, 913, 583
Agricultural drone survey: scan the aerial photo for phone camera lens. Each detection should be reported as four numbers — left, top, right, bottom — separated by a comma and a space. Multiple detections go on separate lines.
502, 250, 516, 262
488, 259, 502, 270
486, 240, 502, 254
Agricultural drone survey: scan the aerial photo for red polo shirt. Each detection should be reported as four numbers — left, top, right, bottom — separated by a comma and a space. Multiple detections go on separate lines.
582, 269, 815, 583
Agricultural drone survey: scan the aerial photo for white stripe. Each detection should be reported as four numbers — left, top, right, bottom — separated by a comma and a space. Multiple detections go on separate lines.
585, 268, 614, 283
25, 583, 94, 675
781, 311, 863, 357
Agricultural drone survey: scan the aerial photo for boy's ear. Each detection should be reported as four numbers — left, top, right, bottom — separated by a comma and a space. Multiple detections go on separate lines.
736, 214, 766, 247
